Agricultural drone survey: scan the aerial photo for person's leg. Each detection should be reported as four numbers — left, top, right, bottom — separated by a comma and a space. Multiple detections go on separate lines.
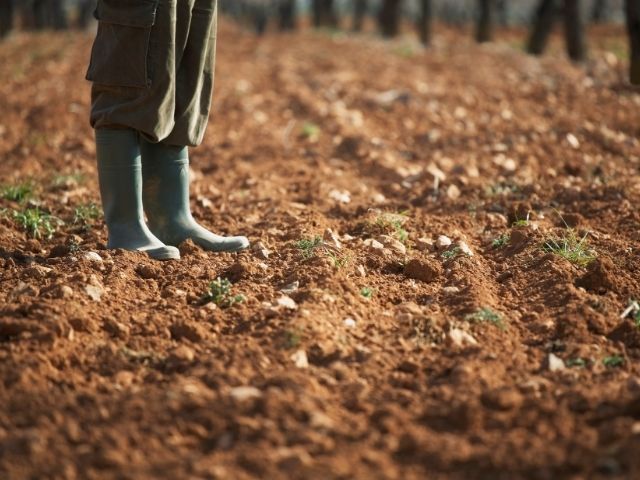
96, 128, 180, 260
140, 139, 249, 252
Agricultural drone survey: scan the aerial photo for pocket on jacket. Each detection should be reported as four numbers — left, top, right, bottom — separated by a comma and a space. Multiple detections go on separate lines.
86, 0, 159, 88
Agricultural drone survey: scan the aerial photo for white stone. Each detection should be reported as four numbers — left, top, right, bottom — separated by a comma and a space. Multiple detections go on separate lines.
458, 241, 474, 257
329, 189, 351, 204
84, 284, 104, 302
343, 318, 357, 328
447, 328, 478, 347
436, 235, 452, 249
276, 295, 298, 310
291, 350, 309, 369
548, 353, 565, 372
83, 251, 103, 262
230, 386, 262, 401
323, 228, 342, 250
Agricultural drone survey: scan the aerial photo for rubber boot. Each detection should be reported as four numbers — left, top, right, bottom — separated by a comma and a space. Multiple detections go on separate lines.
95, 129, 181, 260
140, 140, 250, 252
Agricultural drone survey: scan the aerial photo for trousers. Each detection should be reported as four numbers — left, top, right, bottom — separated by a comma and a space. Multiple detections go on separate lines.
87, 0, 218, 147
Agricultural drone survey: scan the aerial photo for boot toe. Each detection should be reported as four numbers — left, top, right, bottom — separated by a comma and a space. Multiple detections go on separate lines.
145, 245, 181, 260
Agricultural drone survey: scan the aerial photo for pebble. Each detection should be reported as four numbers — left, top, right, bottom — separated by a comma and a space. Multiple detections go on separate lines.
252, 241, 272, 259
84, 284, 104, 302
364, 238, 384, 250
323, 228, 342, 250
230, 386, 262, 401
442, 286, 460, 294
548, 353, 565, 372
169, 345, 196, 363
378, 235, 406, 255
343, 317, 357, 328
458, 241, 474, 257
280, 281, 299, 294
290, 350, 309, 369
276, 295, 298, 310
566, 133, 580, 149
356, 265, 367, 277
447, 328, 478, 347
83, 251, 103, 262
415, 237, 433, 251
329, 189, 351, 204
436, 235, 452, 249
446, 184, 461, 200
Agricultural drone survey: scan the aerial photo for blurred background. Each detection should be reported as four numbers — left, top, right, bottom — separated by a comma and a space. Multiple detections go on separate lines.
1, 0, 637, 84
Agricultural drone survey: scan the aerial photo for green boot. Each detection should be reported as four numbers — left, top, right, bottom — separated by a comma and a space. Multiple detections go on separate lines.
140, 140, 250, 252
96, 129, 180, 261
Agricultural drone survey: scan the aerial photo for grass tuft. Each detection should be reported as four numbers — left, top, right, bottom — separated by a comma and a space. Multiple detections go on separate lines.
465, 307, 505, 330
12, 208, 57, 239
543, 229, 596, 267
492, 233, 510, 249
1, 181, 34, 203
296, 236, 324, 259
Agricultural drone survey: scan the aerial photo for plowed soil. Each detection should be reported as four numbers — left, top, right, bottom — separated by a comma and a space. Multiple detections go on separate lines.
1, 22, 640, 480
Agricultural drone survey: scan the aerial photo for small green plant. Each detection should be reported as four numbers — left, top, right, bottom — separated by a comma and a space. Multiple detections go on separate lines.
283, 329, 302, 349
465, 308, 505, 330
566, 358, 587, 368
301, 121, 320, 139
201, 277, 244, 308
1, 181, 34, 203
12, 208, 57, 239
492, 233, 510, 249
543, 229, 596, 267
441, 246, 462, 260
73, 203, 101, 229
360, 287, 374, 299
52, 172, 85, 188
602, 355, 625, 368
328, 251, 350, 269
296, 236, 323, 259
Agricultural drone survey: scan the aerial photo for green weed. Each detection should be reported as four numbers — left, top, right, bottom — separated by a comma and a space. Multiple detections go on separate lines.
201, 277, 244, 308
1, 181, 34, 203
360, 287, 374, 299
492, 233, 510, 249
602, 355, 625, 368
465, 307, 505, 330
296, 236, 324, 259
327, 251, 350, 269
441, 246, 462, 260
543, 229, 596, 267
375, 211, 409, 243
301, 121, 320, 139
12, 208, 57, 239
73, 203, 101, 230
566, 358, 587, 368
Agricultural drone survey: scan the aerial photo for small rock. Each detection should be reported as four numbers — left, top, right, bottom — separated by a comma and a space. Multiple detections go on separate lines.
329, 189, 351, 204
436, 235, 452, 249
103, 319, 130, 339
291, 350, 309, 368
83, 251, 103, 263
356, 265, 367, 277
230, 386, 262, 401
280, 281, 299, 294
276, 295, 298, 310
24, 265, 53, 279
169, 345, 196, 363
486, 213, 508, 228
447, 328, 478, 347
404, 258, 442, 283
252, 241, 272, 259
378, 235, 406, 255
458, 241, 474, 257
344, 318, 357, 328
415, 237, 433, 251
446, 184, 461, 200
566, 133, 580, 149
84, 284, 104, 302
323, 228, 342, 250
548, 353, 565, 372
136, 264, 158, 279
442, 286, 460, 294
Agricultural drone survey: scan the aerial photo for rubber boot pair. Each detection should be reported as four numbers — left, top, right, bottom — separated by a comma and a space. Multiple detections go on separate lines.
95, 128, 249, 260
